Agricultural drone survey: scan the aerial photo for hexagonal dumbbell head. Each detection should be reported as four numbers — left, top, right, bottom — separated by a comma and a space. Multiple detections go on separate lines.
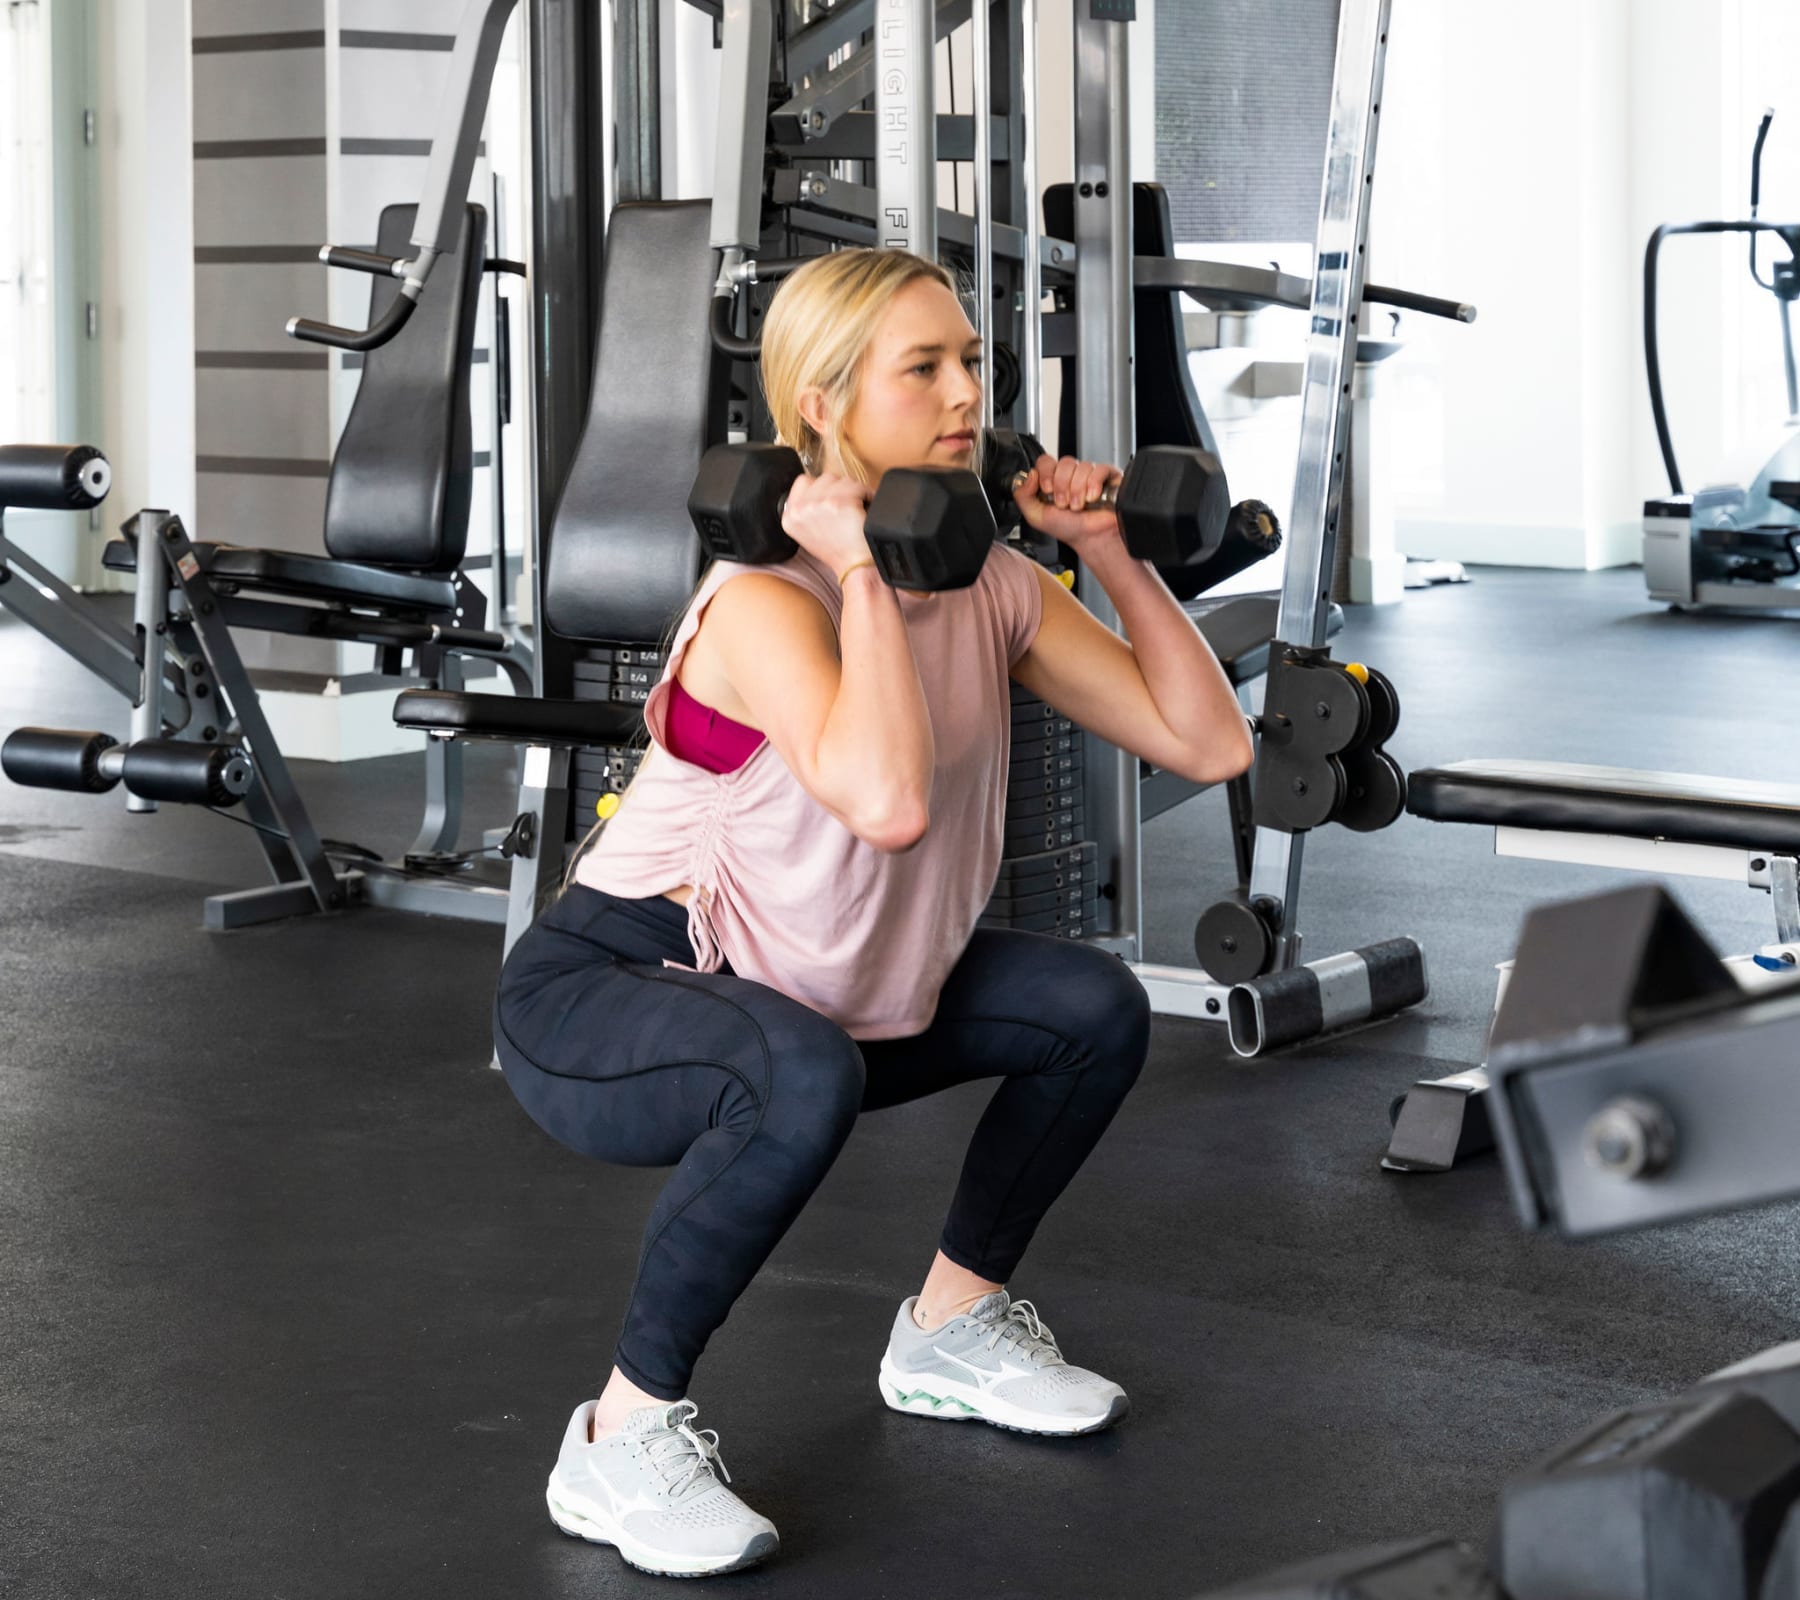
864, 466, 997, 591
1116, 445, 1230, 567
1498, 1388, 1800, 1600
687, 442, 804, 566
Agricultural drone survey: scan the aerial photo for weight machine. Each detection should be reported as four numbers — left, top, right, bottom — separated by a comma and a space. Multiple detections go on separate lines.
308, 0, 1470, 1053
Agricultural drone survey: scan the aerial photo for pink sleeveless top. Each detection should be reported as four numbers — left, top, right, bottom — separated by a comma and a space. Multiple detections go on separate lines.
576, 544, 1045, 1039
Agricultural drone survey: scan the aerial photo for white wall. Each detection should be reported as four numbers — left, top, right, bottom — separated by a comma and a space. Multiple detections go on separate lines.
1374, 0, 1791, 570
94, 0, 197, 584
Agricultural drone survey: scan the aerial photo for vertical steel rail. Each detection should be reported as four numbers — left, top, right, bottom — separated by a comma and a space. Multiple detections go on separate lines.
1018, 0, 1041, 438
1245, 0, 1393, 969
875, 0, 937, 255
614, 0, 661, 201
971, 0, 994, 428
125, 509, 170, 814
1071, 8, 1138, 956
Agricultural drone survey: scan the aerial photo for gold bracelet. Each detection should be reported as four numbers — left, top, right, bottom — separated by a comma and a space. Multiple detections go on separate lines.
837, 557, 877, 586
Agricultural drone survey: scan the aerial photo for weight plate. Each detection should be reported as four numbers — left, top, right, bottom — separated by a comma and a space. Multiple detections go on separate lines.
1195, 896, 1275, 984
1334, 748, 1407, 833
1360, 666, 1401, 748
1256, 749, 1346, 833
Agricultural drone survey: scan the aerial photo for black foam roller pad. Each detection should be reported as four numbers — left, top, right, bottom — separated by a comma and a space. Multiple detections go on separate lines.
1498, 1389, 1800, 1600
119, 741, 252, 807
1160, 499, 1283, 602
0, 727, 120, 793
1226, 937, 1427, 1057
1195, 1533, 1501, 1597
0, 444, 112, 511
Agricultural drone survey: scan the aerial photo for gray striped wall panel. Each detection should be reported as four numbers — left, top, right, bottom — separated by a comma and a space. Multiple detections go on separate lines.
194, 262, 328, 353
340, 38, 455, 141
338, 0, 461, 34
196, 369, 332, 462
193, 155, 328, 247
192, 45, 325, 144
192, 0, 322, 38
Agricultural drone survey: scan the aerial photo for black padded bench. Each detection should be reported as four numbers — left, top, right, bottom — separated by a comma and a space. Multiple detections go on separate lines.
1408, 759, 1800, 856
101, 540, 461, 616
1385, 757, 1800, 1174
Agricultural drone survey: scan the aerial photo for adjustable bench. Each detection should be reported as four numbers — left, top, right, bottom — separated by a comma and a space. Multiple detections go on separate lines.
1, 201, 530, 929
1383, 758, 1800, 1171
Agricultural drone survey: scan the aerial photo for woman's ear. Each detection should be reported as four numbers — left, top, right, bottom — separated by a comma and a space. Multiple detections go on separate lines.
796, 384, 833, 442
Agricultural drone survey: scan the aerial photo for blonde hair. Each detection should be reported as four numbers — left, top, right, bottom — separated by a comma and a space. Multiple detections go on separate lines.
759, 248, 961, 484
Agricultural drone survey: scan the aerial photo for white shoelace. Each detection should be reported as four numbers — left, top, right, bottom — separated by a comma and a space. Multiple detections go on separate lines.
641, 1401, 733, 1494
981, 1298, 1066, 1366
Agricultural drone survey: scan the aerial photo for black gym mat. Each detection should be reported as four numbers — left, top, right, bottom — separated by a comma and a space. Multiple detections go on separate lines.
3, 570, 1799, 1599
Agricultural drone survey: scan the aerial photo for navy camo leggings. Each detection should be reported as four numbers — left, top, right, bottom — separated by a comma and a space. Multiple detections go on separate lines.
493, 884, 1152, 1401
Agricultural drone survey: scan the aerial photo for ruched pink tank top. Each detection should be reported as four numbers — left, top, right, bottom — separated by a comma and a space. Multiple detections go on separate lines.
576, 544, 1045, 1039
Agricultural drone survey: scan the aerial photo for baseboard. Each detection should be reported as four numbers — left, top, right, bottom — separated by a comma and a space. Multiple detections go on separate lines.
1587, 519, 1643, 570
1399, 517, 1641, 571
259, 683, 419, 763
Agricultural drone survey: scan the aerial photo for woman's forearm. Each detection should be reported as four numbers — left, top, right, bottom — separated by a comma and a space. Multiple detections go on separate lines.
1081, 539, 1252, 763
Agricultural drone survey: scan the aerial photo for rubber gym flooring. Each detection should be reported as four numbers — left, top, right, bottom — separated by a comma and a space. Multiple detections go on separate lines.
2, 568, 1797, 1599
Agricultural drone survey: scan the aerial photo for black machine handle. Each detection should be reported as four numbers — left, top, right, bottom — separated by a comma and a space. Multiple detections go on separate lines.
1362, 284, 1477, 325
320, 245, 405, 277
287, 291, 420, 354
1644, 219, 1800, 494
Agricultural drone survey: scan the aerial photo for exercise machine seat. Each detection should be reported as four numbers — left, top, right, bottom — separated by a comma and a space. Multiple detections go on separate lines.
1044, 181, 1220, 463
543, 202, 728, 645
1407, 758, 1800, 855
1187, 593, 1343, 688
395, 689, 642, 748
324, 201, 486, 571
101, 539, 458, 613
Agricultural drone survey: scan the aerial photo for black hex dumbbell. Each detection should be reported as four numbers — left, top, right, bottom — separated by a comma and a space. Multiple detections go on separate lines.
687, 442, 998, 592
985, 429, 1278, 572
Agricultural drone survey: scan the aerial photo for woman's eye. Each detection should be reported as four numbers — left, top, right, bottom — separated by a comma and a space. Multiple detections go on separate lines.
965, 355, 984, 372
912, 362, 936, 377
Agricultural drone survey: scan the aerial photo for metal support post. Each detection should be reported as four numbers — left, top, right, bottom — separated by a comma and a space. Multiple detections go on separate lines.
1072, 6, 1137, 957
710, 0, 775, 252
126, 509, 172, 814
971, 0, 994, 429
874, 0, 937, 256
1244, 0, 1393, 970
1018, 0, 1041, 438
615, 0, 661, 202
503, 745, 574, 962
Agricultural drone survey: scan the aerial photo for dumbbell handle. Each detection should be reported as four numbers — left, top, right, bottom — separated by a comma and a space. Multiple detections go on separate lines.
1003, 471, 1120, 511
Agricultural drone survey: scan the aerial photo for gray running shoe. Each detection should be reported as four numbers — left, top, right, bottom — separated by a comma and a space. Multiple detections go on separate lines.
878, 1290, 1129, 1436
545, 1398, 779, 1578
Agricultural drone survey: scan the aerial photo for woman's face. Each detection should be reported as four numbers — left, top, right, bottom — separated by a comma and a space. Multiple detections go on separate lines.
835, 278, 983, 479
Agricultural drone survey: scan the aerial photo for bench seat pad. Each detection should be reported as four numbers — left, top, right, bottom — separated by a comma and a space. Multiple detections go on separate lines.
1407, 758, 1800, 854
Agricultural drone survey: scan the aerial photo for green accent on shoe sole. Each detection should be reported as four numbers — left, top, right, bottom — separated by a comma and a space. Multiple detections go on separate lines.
889, 1385, 978, 1414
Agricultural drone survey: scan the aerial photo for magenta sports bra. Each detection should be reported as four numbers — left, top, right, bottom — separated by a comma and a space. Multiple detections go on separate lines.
663, 676, 764, 774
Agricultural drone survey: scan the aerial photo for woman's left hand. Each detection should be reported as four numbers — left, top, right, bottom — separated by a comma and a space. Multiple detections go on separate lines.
1011, 453, 1124, 555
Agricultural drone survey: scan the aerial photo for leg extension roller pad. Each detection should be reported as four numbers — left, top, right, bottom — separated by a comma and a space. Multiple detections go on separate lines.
1226, 938, 1428, 1058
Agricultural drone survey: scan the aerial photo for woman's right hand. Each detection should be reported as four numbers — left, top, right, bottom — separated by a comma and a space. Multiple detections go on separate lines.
782, 469, 875, 578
